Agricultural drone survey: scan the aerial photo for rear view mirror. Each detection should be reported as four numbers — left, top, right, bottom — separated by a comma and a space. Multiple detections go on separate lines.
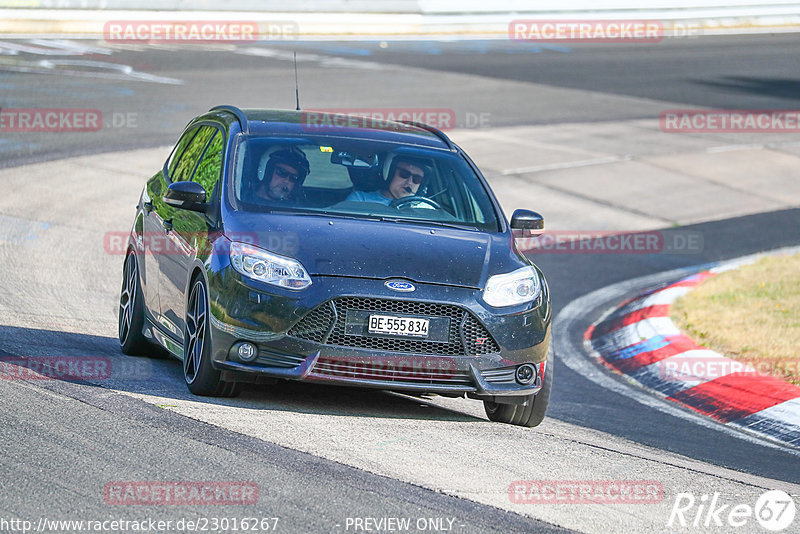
510, 209, 544, 237
331, 150, 379, 168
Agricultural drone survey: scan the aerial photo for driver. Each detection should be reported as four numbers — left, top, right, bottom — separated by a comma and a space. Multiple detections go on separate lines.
254, 146, 310, 203
346, 156, 427, 205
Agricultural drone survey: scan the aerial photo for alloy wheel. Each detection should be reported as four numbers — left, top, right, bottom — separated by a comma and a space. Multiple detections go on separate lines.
184, 280, 207, 384
118, 254, 137, 344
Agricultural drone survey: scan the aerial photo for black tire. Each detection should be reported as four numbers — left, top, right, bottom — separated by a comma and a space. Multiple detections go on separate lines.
183, 277, 240, 397
484, 347, 553, 427
118, 252, 151, 355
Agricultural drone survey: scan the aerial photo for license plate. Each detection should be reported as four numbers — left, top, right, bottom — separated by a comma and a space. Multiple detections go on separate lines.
368, 315, 429, 337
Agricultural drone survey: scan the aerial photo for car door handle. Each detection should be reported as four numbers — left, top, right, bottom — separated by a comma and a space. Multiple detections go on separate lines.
162, 219, 173, 232
143, 201, 153, 213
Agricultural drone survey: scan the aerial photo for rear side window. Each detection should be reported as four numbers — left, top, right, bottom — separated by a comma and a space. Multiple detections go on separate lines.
170, 125, 217, 182
167, 127, 198, 178
192, 131, 224, 201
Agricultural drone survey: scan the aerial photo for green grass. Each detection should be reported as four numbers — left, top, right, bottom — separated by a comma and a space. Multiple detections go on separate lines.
671, 253, 800, 385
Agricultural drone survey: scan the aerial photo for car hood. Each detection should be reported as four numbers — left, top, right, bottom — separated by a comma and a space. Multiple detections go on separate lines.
224, 212, 524, 288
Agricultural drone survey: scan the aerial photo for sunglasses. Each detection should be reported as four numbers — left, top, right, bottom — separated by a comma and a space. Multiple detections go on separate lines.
396, 167, 424, 184
274, 165, 301, 182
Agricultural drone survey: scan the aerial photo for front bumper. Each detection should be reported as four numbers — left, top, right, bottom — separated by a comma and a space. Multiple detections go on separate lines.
205, 268, 551, 399
215, 350, 548, 399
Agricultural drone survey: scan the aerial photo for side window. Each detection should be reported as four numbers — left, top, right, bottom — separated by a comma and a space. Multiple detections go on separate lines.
192, 130, 224, 201
167, 127, 199, 179
171, 126, 217, 182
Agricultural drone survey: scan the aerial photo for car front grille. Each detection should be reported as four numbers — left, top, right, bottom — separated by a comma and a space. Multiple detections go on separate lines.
288, 297, 500, 356
286, 301, 335, 344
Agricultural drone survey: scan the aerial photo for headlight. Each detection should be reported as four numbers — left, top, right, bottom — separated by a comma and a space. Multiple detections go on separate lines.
483, 266, 541, 307
229, 241, 312, 290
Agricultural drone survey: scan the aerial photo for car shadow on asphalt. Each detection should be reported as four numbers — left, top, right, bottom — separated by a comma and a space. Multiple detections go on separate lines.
0, 324, 482, 423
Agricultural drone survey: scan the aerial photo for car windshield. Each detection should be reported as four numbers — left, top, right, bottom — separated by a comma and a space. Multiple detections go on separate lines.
231, 135, 500, 231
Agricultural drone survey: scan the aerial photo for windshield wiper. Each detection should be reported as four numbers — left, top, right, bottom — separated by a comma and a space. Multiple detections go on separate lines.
275, 210, 377, 222
262, 209, 476, 229
379, 217, 478, 231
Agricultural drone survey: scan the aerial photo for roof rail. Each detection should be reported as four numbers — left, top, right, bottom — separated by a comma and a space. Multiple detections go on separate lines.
209, 105, 249, 134
398, 120, 456, 151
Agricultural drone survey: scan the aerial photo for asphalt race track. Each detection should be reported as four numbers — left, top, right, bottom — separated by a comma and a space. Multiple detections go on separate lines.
1, 35, 800, 533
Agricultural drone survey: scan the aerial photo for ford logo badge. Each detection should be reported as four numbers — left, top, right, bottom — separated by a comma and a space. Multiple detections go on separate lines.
385, 280, 415, 292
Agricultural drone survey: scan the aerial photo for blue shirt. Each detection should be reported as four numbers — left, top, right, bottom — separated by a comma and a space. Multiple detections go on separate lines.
346, 190, 392, 205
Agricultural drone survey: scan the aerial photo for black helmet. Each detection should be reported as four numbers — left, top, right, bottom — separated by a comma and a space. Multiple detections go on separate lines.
267, 146, 310, 185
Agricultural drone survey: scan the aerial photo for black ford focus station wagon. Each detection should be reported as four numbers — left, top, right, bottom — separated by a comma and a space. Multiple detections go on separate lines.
118, 106, 552, 427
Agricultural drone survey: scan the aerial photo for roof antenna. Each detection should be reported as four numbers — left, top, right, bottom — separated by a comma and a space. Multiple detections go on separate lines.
294, 51, 301, 111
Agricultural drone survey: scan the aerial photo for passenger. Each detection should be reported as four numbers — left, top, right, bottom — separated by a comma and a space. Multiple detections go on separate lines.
254, 147, 310, 203
346, 156, 427, 205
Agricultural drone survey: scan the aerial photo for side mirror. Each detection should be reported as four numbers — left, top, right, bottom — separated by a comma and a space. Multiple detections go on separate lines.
510, 209, 544, 237
163, 181, 207, 212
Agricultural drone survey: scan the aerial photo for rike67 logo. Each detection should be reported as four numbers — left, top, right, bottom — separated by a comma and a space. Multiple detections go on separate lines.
668, 490, 796, 531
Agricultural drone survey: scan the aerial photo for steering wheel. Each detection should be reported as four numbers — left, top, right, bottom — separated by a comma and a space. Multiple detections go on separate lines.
389, 196, 442, 209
